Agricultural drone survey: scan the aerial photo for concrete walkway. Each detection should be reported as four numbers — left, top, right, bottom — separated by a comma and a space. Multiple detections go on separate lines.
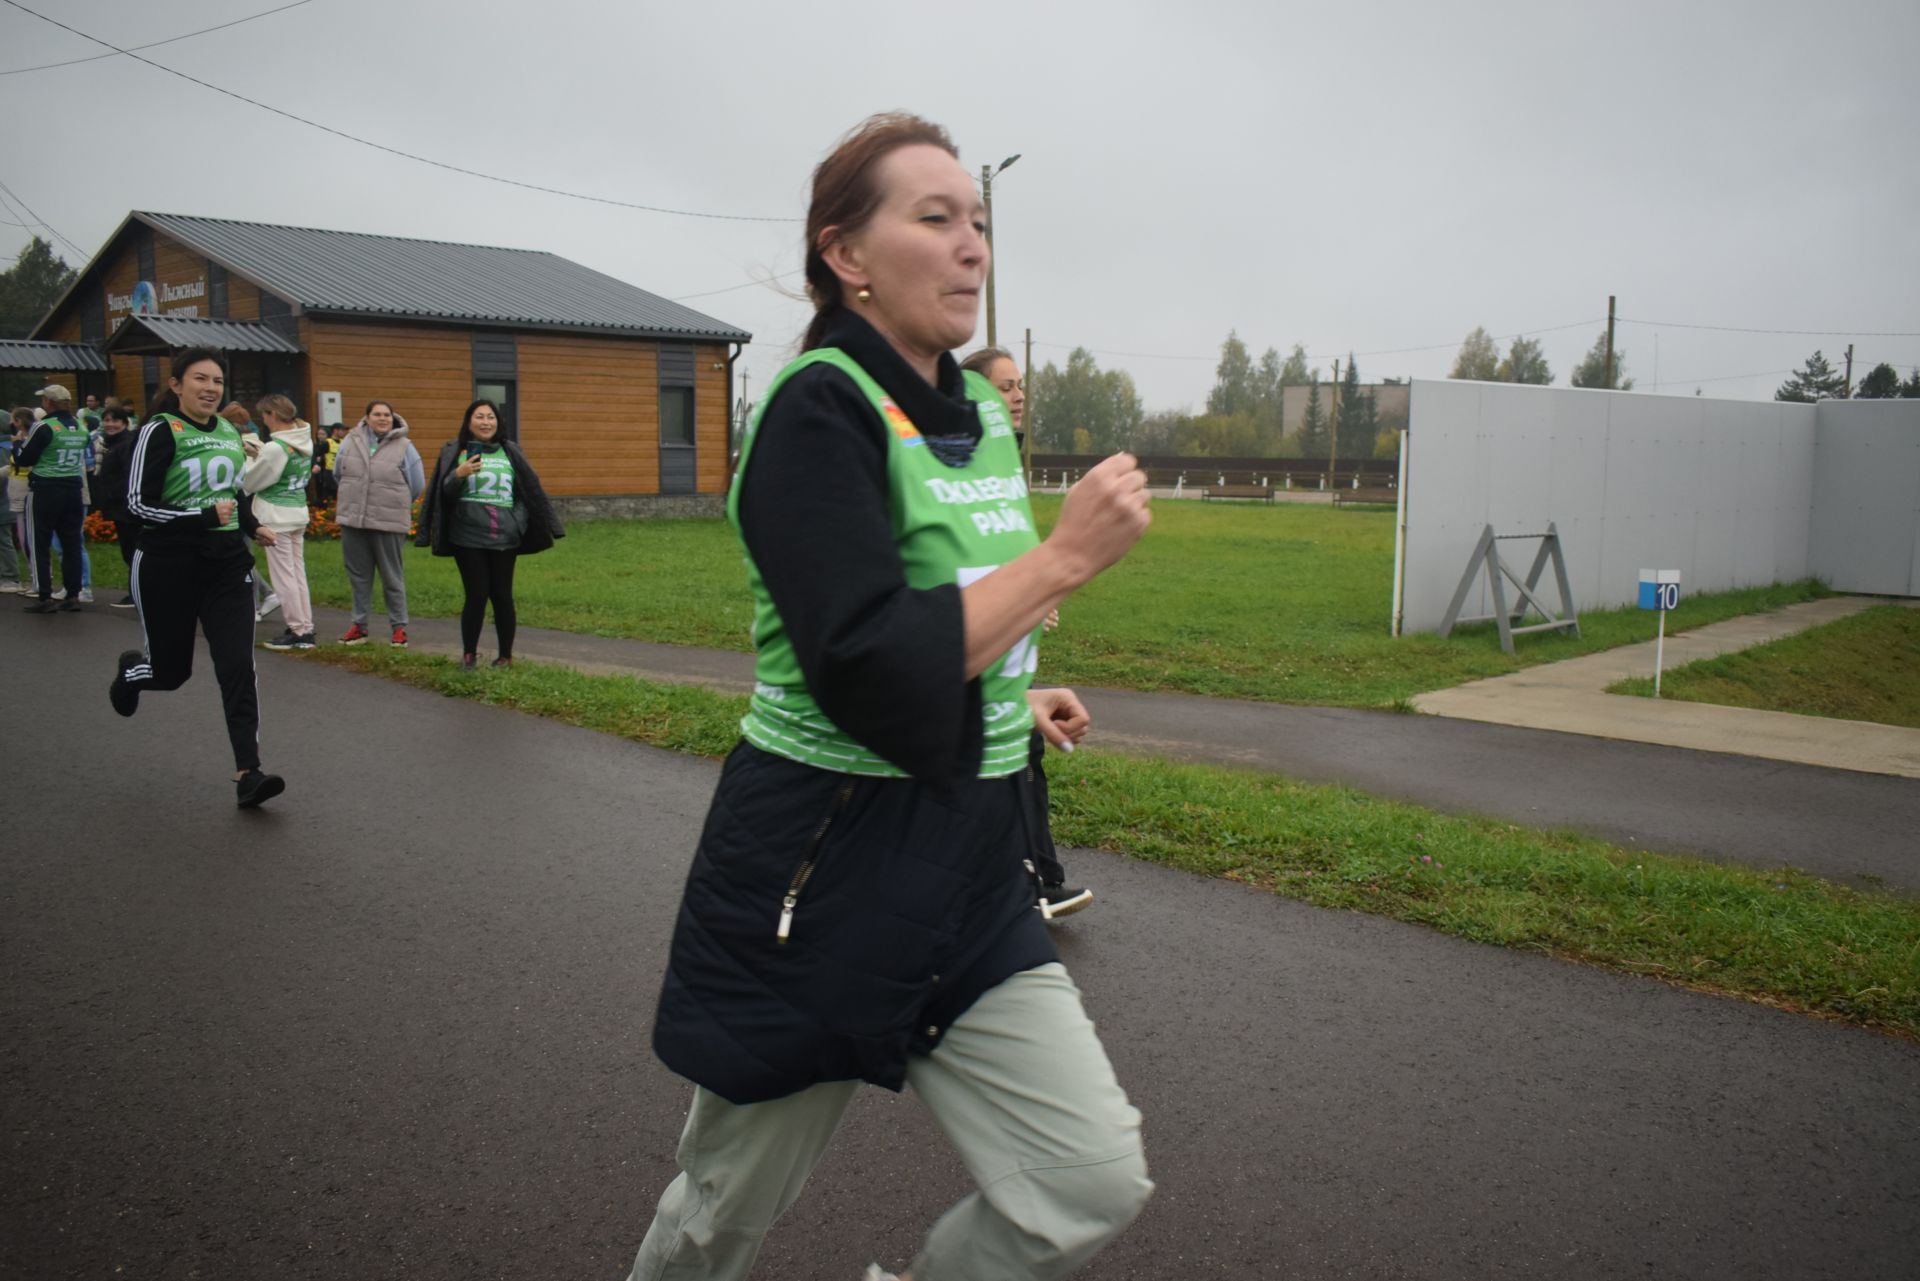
1412, 596, 1920, 779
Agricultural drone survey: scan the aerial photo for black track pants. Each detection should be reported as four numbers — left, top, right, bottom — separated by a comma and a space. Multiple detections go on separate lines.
26, 485, 84, 599
1026, 729, 1067, 886
452, 545, 518, 657
113, 519, 140, 567
125, 548, 262, 772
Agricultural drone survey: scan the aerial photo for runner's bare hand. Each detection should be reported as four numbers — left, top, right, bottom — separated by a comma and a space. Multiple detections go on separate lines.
1027, 686, 1091, 751
213, 499, 236, 524
1048, 453, 1150, 585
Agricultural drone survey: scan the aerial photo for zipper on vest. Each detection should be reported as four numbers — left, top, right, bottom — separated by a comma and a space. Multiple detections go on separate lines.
776, 780, 856, 945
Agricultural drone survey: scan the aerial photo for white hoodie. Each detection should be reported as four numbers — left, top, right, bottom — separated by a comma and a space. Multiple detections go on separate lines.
241, 421, 318, 533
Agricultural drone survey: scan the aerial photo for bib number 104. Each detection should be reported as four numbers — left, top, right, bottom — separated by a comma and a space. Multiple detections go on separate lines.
957, 565, 1040, 677
181, 455, 238, 498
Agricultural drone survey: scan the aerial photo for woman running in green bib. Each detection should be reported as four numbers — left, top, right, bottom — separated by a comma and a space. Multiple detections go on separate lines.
111, 348, 285, 809
629, 113, 1153, 1281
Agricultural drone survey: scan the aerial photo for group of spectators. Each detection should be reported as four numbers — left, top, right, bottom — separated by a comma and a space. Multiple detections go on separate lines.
14, 358, 565, 809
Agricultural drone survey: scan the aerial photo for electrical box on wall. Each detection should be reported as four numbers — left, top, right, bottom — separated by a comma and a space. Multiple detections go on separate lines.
316, 390, 342, 427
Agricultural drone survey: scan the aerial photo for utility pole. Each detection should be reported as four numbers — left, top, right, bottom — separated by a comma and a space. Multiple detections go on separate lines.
1604, 294, 1616, 390
1328, 356, 1342, 489
1022, 326, 1034, 477
980, 154, 1020, 348
1843, 343, 1855, 398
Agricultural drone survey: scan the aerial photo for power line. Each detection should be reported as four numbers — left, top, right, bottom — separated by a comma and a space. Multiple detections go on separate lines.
0, 175, 85, 257
0, 0, 315, 75
671, 268, 803, 302
1619, 316, 1920, 338
0, 0, 802, 224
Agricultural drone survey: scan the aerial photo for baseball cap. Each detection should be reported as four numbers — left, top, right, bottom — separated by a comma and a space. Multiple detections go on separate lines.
33, 383, 74, 404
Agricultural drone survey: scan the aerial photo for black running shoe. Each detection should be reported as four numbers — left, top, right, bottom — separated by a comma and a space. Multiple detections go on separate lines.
262, 629, 300, 651
58, 597, 82, 612
111, 594, 137, 609
236, 769, 286, 809
1038, 882, 1094, 921
109, 649, 144, 717
23, 599, 56, 614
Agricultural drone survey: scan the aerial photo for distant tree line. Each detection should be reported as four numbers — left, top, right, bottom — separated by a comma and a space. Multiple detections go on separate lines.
1028, 331, 1403, 461
1775, 351, 1920, 402
0, 236, 79, 405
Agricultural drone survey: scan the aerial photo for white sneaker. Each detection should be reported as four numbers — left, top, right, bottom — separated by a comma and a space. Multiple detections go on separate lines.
255, 592, 281, 622
78, 587, 93, 603
863, 1267, 901, 1281
53, 588, 67, 600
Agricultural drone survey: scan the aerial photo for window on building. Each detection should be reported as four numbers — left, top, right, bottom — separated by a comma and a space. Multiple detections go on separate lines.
660, 386, 695, 447
474, 380, 517, 437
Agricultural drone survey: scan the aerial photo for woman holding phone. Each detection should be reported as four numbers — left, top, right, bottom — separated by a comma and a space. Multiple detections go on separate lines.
415, 398, 564, 668
111, 347, 286, 808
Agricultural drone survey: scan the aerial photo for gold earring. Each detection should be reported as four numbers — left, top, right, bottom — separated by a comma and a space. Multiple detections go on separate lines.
856, 288, 871, 303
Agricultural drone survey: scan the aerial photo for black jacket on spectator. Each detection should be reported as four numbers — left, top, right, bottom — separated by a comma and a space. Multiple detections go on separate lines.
95, 430, 136, 524
415, 438, 564, 556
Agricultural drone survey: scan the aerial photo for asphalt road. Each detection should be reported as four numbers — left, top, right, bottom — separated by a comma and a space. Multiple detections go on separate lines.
4, 607, 1917, 1279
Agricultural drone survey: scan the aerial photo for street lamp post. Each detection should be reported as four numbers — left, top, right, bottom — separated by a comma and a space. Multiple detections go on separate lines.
981, 153, 1020, 348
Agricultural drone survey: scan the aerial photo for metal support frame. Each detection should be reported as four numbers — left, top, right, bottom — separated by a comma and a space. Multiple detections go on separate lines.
1437, 522, 1580, 655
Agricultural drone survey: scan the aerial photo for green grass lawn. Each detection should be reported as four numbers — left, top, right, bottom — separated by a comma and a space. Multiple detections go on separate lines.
84, 502, 1829, 706
1611, 604, 1920, 729
302, 647, 1920, 1039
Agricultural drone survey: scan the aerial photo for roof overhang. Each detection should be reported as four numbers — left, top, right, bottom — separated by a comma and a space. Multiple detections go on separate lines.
0, 339, 113, 372
104, 313, 303, 356
305, 308, 752, 345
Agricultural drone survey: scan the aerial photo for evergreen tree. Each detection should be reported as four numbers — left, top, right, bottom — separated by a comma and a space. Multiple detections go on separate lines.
1206, 330, 1255, 417
1904, 369, 1920, 399
1496, 335, 1553, 385
1853, 362, 1902, 399
1775, 350, 1846, 402
1570, 329, 1634, 389
1297, 378, 1329, 459
0, 236, 79, 404
0, 236, 76, 338
1449, 326, 1501, 380
1337, 353, 1378, 462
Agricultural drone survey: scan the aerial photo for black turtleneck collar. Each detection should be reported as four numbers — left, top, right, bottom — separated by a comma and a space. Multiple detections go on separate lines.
816, 309, 980, 459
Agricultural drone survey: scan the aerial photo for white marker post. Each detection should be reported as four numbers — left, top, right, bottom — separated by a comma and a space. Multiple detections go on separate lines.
1637, 569, 1682, 696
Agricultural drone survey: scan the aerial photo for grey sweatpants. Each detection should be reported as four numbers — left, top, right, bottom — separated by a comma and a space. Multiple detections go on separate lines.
628, 962, 1152, 1281
339, 526, 408, 628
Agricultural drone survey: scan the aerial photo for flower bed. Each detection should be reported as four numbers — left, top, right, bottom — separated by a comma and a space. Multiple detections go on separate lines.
85, 499, 420, 543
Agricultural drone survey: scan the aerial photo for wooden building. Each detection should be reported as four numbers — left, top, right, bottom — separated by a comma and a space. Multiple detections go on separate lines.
21, 212, 751, 512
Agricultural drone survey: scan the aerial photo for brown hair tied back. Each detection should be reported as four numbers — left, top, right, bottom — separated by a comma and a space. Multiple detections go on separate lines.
801, 112, 958, 352
959, 347, 1013, 377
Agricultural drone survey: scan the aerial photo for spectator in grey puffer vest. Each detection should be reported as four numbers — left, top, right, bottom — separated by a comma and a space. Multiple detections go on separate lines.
332, 399, 423, 647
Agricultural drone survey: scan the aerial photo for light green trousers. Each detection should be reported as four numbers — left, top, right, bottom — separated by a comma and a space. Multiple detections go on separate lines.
627, 962, 1151, 1281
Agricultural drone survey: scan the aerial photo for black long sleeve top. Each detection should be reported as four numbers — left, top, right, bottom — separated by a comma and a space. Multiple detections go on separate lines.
127, 413, 260, 558
736, 310, 990, 784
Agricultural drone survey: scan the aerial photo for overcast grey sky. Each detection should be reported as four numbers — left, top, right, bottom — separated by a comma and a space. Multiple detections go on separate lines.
4, 0, 1916, 412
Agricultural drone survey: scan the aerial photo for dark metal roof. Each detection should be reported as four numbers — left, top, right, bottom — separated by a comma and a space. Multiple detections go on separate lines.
135, 212, 753, 343
0, 339, 112, 372
103, 313, 303, 356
